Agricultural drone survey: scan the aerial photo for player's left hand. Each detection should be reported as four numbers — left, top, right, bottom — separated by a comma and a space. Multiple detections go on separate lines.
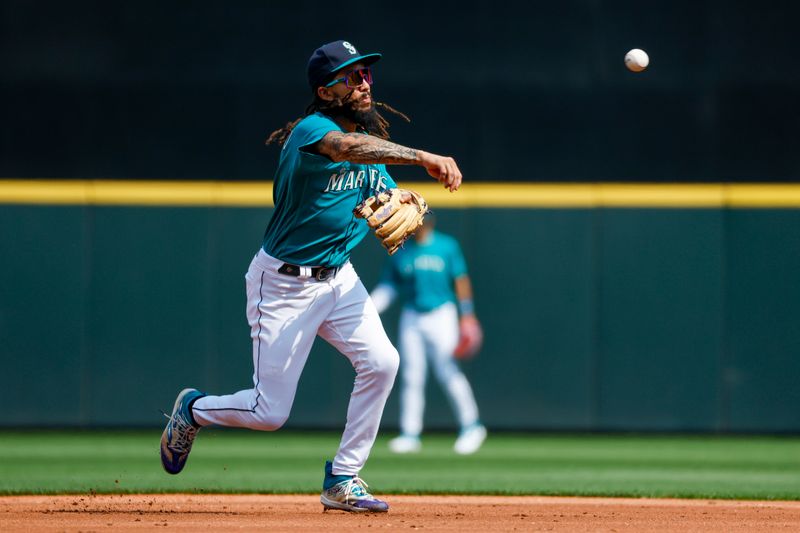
354, 188, 429, 255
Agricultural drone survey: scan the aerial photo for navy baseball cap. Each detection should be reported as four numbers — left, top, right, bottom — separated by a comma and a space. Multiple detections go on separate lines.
307, 40, 381, 91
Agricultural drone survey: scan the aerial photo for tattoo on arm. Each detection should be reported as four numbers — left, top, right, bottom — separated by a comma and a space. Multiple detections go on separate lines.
319, 132, 419, 164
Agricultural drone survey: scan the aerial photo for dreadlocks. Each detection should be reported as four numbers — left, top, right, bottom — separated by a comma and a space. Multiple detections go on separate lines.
265, 94, 410, 147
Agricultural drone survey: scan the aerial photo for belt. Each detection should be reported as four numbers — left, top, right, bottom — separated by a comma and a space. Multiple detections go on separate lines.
277, 263, 340, 281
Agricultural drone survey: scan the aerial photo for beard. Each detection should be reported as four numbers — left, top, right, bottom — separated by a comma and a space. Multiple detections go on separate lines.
352, 105, 384, 135
324, 94, 384, 135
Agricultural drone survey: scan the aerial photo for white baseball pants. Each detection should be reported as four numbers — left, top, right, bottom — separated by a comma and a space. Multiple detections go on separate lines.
397, 303, 480, 437
191, 249, 399, 476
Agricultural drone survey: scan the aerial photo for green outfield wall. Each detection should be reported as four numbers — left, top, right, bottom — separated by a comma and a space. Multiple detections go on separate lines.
1, 183, 799, 432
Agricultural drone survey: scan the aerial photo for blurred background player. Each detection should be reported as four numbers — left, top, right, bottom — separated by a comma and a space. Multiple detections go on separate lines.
370, 215, 486, 455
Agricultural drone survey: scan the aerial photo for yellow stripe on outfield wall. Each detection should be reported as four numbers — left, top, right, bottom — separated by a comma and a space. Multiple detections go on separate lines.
0, 180, 274, 206
2, 180, 800, 208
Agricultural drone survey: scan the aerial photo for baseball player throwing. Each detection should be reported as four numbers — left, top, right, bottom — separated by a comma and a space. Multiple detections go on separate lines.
370, 215, 487, 455
160, 40, 462, 513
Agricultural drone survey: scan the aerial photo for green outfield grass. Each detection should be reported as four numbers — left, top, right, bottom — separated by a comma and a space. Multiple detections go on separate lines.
0, 430, 798, 499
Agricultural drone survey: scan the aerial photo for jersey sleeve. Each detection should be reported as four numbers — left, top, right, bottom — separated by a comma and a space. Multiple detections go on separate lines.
289, 113, 341, 154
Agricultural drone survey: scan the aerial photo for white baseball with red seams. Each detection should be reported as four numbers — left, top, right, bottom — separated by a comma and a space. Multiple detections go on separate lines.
625, 48, 650, 72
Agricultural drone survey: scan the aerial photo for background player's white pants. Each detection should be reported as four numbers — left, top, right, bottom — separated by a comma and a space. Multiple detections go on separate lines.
192, 249, 399, 476
398, 303, 479, 437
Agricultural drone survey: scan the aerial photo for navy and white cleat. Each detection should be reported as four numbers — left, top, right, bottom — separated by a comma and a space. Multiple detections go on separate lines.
320, 461, 389, 513
160, 388, 205, 475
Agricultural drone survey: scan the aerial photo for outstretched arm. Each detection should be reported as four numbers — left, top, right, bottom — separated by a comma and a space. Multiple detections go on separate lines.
315, 131, 462, 191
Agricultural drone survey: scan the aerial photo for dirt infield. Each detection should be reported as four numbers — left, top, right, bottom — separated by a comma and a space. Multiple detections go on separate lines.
2, 494, 799, 532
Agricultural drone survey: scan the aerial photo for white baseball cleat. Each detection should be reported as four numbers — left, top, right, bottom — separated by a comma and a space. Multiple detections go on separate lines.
388, 435, 422, 454
454, 423, 487, 455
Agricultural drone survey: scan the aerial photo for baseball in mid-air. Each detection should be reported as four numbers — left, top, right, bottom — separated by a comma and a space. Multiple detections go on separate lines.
624, 48, 649, 72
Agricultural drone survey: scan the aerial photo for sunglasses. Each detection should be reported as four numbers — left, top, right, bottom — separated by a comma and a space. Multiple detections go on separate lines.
325, 67, 373, 89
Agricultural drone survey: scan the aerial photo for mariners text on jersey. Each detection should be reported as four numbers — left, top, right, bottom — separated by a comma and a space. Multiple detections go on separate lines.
406, 255, 446, 273
325, 167, 390, 193
262, 112, 397, 268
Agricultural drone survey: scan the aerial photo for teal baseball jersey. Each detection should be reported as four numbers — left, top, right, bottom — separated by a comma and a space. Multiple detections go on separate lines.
262, 112, 397, 267
379, 230, 468, 312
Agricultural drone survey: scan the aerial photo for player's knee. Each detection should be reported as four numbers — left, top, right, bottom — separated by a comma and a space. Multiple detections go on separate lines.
250, 411, 289, 431
364, 345, 400, 383
433, 359, 460, 383
382, 345, 401, 379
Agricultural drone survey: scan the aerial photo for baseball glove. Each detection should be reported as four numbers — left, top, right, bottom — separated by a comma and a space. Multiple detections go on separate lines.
354, 188, 429, 255
454, 315, 483, 359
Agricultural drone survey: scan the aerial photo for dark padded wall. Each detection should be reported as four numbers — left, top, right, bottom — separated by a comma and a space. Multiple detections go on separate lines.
2, 0, 800, 182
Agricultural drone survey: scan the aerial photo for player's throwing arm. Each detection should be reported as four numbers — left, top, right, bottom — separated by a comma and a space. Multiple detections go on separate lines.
317, 131, 462, 192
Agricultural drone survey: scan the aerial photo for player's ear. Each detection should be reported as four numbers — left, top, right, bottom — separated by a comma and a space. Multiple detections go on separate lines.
317, 86, 335, 102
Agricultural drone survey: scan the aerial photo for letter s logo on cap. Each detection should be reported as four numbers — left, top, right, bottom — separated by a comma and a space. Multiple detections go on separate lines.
342, 41, 357, 55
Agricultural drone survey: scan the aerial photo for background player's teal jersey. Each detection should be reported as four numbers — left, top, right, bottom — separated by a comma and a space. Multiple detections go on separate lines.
379, 230, 468, 312
262, 112, 397, 267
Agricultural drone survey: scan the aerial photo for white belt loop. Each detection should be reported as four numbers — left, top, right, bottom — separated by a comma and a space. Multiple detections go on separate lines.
299, 266, 313, 279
